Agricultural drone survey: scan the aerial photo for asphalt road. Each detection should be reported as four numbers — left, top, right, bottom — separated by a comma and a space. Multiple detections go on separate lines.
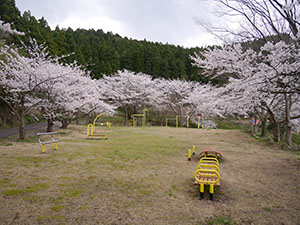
0, 122, 47, 139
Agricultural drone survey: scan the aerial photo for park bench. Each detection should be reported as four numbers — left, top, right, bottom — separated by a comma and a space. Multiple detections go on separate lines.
194, 150, 222, 201
37, 132, 61, 153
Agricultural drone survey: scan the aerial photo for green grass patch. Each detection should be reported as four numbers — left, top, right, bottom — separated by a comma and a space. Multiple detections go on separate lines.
25, 183, 50, 192
15, 135, 38, 143
0, 141, 13, 146
139, 189, 152, 195
0, 178, 10, 185
23, 195, 42, 202
50, 205, 65, 211
2, 182, 49, 196
15, 156, 48, 164
292, 133, 300, 145
64, 188, 84, 198
216, 120, 245, 130
202, 215, 236, 225
2, 189, 25, 196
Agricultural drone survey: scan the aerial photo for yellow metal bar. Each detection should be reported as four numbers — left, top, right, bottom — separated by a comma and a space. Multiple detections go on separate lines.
93, 113, 107, 127
199, 160, 219, 168
194, 169, 220, 184
197, 164, 220, 173
193, 145, 195, 155
188, 149, 191, 161
209, 184, 214, 194
198, 117, 200, 129
200, 157, 219, 164
42, 144, 45, 153
55, 143, 58, 150
106, 122, 111, 128
200, 183, 204, 192
187, 116, 189, 128
87, 124, 93, 138
142, 109, 148, 126
131, 109, 148, 127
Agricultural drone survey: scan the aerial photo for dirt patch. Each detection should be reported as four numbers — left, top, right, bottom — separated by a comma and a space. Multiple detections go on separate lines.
0, 126, 299, 224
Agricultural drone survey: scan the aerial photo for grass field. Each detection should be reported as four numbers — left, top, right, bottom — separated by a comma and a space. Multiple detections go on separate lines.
0, 126, 299, 224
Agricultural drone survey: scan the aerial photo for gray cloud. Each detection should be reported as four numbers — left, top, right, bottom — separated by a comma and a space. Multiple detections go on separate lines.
15, 0, 221, 47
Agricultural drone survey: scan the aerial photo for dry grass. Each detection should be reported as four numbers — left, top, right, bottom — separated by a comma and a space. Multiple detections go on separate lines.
0, 125, 299, 225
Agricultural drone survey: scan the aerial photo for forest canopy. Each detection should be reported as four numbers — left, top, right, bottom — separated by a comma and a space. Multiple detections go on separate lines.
0, 0, 211, 82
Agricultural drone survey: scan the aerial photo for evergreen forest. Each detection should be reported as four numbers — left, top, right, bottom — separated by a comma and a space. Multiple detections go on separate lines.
0, 0, 210, 82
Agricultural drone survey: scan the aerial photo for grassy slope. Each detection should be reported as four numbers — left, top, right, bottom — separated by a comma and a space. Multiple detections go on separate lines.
0, 126, 299, 224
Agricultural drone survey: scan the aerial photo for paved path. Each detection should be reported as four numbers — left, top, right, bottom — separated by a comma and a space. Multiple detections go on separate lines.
0, 122, 47, 139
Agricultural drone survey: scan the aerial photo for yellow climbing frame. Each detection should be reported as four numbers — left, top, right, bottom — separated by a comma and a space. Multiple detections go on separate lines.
166, 115, 178, 128
131, 109, 148, 127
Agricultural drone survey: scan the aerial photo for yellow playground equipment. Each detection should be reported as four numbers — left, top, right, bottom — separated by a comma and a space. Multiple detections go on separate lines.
131, 109, 148, 127
197, 116, 201, 129
196, 116, 208, 129
166, 115, 190, 128
194, 149, 222, 201
166, 115, 178, 128
37, 132, 61, 153
87, 113, 111, 139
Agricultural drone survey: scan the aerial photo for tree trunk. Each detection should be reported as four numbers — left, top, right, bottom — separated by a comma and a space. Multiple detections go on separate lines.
124, 107, 128, 126
61, 119, 70, 129
47, 118, 54, 132
266, 106, 280, 142
274, 122, 281, 142
261, 118, 267, 137
19, 114, 25, 140
284, 93, 292, 146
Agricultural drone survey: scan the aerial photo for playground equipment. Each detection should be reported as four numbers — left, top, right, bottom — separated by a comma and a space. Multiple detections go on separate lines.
87, 113, 109, 139
166, 115, 178, 128
188, 145, 196, 160
197, 116, 201, 129
199, 149, 223, 159
93, 113, 112, 128
131, 109, 148, 127
194, 149, 222, 201
37, 132, 61, 153
166, 115, 191, 128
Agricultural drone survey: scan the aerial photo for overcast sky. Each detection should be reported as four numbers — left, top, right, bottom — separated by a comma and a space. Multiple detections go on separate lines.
15, 0, 224, 48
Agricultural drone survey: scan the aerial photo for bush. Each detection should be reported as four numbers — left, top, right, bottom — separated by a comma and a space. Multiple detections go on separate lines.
292, 133, 300, 145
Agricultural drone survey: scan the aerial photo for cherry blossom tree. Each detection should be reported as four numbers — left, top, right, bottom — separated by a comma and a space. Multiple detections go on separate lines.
40, 63, 115, 131
152, 78, 197, 125
0, 19, 24, 36
186, 84, 227, 119
192, 41, 300, 144
0, 40, 68, 139
99, 70, 155, 125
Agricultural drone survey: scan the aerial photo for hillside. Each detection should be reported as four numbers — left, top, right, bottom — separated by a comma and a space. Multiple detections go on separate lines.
0, 0, 211, 82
